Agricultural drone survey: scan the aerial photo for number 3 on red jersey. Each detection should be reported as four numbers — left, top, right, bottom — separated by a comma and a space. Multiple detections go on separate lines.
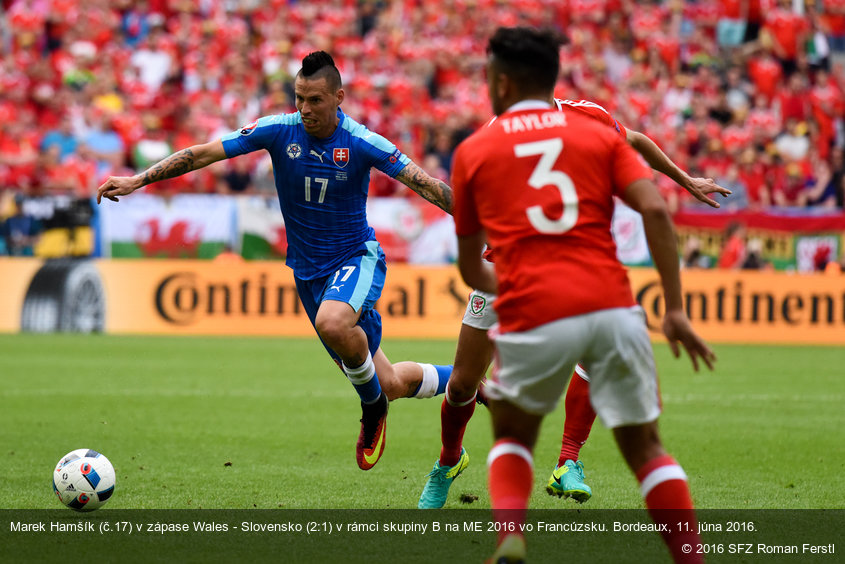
514, 139, 579, 234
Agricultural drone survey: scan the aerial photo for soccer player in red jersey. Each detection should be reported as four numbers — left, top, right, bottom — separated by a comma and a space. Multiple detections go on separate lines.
452, 27, 715, 563
419, 68, 730, 513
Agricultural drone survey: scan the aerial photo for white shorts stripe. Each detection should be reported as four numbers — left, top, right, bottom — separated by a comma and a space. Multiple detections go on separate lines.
487, 442, 533, 468
640, 464, 688, 498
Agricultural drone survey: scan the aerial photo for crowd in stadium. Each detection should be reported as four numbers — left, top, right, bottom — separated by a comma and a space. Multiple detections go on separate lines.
0, 0, 844, 215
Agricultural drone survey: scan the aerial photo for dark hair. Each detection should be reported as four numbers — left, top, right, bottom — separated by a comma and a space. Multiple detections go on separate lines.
487, 27, 564, 95
298, 51, 342, 90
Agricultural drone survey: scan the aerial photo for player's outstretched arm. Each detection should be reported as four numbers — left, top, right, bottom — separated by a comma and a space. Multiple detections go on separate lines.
622, 178, 716, 372
96, 140, 228, 204
395, 161, 453, 214
626, 129, 731, 208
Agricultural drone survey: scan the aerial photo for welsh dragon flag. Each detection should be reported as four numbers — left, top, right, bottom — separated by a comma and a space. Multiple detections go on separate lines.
99, 194, 234, 258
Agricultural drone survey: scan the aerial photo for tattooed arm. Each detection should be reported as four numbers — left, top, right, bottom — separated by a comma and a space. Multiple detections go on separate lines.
96, 140, 228, 203
395, 161, 454, 214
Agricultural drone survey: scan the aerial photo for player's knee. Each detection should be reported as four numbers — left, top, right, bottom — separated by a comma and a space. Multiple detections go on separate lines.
314, 312, 348, 347
377, 373, 404, 401
446, 371, 477, 402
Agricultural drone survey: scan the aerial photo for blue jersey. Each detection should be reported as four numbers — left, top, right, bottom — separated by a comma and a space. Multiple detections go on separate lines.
221, 109, 411, 279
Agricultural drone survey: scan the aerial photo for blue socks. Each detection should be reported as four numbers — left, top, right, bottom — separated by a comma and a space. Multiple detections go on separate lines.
343, 353, 382, 404
412, 364, 453, 398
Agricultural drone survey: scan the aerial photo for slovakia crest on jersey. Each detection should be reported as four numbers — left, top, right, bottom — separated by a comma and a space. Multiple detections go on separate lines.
286, 143, 302, 160
239, 120, 258, 136
333, 148, 350, 168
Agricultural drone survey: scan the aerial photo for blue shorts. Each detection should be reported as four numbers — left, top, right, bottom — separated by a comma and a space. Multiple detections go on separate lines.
295, 240, 385, 363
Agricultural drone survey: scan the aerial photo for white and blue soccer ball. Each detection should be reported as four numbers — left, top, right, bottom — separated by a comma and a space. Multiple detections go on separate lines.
52, 449, 116, 512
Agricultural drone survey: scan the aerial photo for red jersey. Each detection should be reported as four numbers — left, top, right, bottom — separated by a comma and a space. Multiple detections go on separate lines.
764, 8, 808, 59
453, 101, 652, 333
720, 0, 763, 23
821, 0, 845, 34
747, 57, 783, 101
481, 97, 627, 264
484, 98, 628, 137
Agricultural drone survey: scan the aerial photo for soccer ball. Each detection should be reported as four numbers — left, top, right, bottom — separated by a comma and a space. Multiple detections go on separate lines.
52, 449, 116, 512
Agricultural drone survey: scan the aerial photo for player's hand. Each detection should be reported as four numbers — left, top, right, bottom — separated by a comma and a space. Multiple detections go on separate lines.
97, 176, 142, 204
685, 177, 731, 208
662, 309, 716, 372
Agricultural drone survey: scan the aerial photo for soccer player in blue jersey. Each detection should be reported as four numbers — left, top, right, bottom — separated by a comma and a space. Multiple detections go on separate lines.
97, 51, 455, 471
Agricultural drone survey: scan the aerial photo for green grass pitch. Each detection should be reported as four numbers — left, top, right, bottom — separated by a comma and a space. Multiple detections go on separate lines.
2, 333, 843, 511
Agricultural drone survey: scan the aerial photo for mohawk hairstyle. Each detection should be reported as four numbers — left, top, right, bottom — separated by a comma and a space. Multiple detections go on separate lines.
487, 27, 565, 95
298, 50, 343, 91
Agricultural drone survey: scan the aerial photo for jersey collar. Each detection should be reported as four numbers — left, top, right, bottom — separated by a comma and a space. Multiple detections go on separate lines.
503, 99, 552, 114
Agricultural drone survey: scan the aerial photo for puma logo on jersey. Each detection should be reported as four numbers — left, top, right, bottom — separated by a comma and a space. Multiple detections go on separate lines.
310, 149, 326, 163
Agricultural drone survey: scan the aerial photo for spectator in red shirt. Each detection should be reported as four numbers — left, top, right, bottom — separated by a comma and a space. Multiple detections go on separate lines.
746, 92, 782, 146
775, 72, 810, 123
717, 222, 747, 269
7, 0, 46, 52
737, 147, 772, 208
747, 48, 784, 102
809, 69, 842, 159
821, 0, 845, 52
0, 120, 38, 191
772, 161, 811, 207
762, 0, 809, 75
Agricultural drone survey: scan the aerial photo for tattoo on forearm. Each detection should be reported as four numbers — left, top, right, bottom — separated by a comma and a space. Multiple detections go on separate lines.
141, 148, 196, 186
434, 180, 453, 213
398, 164, 454, 214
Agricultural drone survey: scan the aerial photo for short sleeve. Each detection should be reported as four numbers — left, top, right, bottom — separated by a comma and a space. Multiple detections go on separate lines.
611, 135, 653, 197
221, 115, 281, 158
451, 142, 482, 237
355, 128, 410, 178
558, 99, 628, 139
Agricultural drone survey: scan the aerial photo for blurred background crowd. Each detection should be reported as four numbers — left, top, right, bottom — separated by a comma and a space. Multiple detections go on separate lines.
1, 0, 844, 261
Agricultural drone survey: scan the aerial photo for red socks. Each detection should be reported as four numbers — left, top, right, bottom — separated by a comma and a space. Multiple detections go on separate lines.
487, 439, 533, 543
439, 386, 476, 467
637, 455, 703, 564
558, 368, 596, 465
